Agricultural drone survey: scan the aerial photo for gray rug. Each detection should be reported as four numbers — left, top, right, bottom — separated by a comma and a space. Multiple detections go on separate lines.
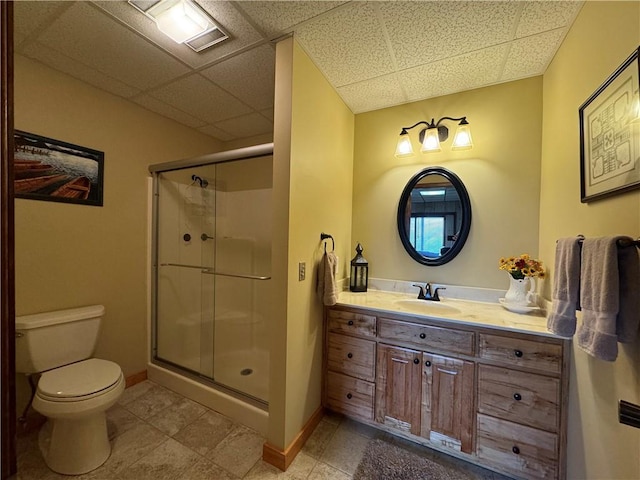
353, 439, 476, 480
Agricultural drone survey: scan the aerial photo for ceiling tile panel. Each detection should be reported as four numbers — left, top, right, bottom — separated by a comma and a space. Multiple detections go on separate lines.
14, 1, 70, 47
294, 2, 395, 86
379, 1, 521, 71
501, 29, 565, 82
150, 74, 252, 124
201, 44, 275, 110
197, 124, 236, 141
132, 95, 208, 129
94, 1, 265, 69
260, 108, 274, 121
35, 2, 190, 91
337, 74, 407, 114
18, 42, 141, 98
400, 44, 508, 103
235, 1, 347, 38
516, 1, 584, 38
213, 113, 273, 138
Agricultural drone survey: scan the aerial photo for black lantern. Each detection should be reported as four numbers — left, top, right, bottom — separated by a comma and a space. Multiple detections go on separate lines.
350, 243, 368, 292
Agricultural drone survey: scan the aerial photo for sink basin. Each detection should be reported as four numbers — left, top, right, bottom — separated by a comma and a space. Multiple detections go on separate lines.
393, 299, 461, 316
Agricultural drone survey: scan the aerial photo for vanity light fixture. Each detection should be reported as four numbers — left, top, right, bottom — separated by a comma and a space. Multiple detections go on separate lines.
128, 0, 229, 52
395, 117, 473, 158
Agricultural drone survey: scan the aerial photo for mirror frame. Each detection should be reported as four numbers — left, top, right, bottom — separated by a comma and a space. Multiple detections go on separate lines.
397, 166, 472, 266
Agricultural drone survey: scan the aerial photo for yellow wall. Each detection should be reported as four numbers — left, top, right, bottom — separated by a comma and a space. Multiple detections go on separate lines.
269, 37, 354, 449
14, 55, 221, 390
352, 77, 543, 289
539, 2, 640, 478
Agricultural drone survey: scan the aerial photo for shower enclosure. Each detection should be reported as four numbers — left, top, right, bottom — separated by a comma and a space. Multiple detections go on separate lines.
150, 145, 272, 408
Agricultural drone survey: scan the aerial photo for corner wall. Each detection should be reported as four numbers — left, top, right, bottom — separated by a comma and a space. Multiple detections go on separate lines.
352, 77, 543, 289
270, 37, 354, 450
539, 2, 640, 478
14, 55, 221, 401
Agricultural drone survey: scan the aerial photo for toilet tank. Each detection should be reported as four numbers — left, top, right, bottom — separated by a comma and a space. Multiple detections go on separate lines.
15, 305, 105, 374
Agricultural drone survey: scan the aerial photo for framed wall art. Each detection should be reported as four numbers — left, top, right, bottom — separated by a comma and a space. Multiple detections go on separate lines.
579, 47, 640, 203
14, 130, 104, 206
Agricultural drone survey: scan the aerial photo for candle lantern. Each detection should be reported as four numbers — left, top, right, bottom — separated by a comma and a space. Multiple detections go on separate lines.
349, 243, 368, 292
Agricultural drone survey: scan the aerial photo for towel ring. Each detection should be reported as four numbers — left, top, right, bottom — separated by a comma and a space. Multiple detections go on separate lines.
320, 233, 335, 253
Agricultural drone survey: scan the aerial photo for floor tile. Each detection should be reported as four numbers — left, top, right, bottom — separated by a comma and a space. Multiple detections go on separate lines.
172, 409, 235, 456
338, 417, 377, 438
118, 380, 155, 406
319, 427, 369, 475
147, 397, 207, 436
106, 405, 145, 440
118, 438, 201, 480
176, 457, 240, 480
122, 384, 183, 420
308, 462, 352, 480
207, 425, 265, 478
300, 419, 338, 459
244, 452, 317, 480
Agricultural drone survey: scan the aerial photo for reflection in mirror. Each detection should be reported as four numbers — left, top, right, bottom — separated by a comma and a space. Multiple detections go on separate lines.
397, 167, 471, 266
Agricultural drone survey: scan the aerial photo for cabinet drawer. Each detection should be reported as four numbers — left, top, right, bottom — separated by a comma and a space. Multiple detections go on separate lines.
327, 333, 376, 381
479, 334, 562, 374
477, 414, 558, 480
379, 318, 475, 356
478, 365, 560, 432
328, 309, 376, 338
325, 371, 374, 421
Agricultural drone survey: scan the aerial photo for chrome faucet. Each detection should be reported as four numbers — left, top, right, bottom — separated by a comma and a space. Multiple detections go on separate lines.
412, 283, 446, 301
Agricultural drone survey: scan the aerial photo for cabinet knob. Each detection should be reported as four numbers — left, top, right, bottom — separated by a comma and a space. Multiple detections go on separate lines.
514, 349, 523, 358
413, 358, 420, 364
513, 393, 522, 401
419, 333, 426, 339
346, 393, 352, 399
512, 446, 520, 455
347, 353, 353, 359
425, 361, 431, 367
348, 320, 354, 326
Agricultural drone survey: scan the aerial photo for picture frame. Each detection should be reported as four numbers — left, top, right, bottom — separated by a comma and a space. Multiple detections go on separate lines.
14, 130, 104, 206
579, 47, 640, 203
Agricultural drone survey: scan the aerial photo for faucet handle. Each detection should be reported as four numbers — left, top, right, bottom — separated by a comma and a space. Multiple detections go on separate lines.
412, 284, 426, 300
433, 287, 446, 301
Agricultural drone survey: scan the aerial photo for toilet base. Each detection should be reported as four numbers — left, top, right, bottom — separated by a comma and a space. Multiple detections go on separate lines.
39, 414, 111, 475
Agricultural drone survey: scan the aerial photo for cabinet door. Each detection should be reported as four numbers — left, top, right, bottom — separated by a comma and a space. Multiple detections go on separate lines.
375, 344, 422, 436
421, 353, 474, 454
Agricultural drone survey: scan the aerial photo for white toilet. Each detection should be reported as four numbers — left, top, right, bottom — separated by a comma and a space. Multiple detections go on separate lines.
15, 305, 125, 475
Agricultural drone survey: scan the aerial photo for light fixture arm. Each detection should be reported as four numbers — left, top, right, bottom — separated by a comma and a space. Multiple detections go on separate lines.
399, 121, 431, 135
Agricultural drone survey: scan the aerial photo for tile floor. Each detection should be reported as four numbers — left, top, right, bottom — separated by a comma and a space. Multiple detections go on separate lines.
16, 380, 509, 480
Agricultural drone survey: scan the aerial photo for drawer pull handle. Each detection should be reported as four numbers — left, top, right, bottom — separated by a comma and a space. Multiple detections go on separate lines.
514, 349, 523, 358
348, 320, 354, 326
425, 361, 431, 367
513, 393, 522, 401
512, 446, 520, 455
346, 393, 352, 399
419, 333, 426, 339
413, 358, 420, 364
347, 353, 353, 359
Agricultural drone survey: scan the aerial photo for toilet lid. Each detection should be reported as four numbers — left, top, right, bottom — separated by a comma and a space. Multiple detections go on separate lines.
38, 358, 122, 398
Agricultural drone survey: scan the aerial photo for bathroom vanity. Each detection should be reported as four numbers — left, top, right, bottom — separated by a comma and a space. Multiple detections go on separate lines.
322, 290, 570, 480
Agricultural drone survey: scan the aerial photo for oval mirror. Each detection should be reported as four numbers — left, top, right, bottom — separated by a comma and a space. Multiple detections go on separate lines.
397, 167, 471, 266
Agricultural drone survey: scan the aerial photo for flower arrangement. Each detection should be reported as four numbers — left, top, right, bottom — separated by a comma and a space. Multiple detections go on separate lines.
498, 254, 546, 280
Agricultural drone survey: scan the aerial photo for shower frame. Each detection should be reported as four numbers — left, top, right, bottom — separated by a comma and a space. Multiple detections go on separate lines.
148, 143, 274, 410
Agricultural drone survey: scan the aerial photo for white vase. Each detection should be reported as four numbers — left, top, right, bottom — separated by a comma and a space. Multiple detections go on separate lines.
504, 274, 536, 306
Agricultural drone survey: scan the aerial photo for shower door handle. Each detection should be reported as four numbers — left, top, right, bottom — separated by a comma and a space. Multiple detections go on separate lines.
160, 263, 271, 281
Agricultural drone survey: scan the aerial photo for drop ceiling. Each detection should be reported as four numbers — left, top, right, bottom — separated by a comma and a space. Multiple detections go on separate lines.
14, 1, 583, 144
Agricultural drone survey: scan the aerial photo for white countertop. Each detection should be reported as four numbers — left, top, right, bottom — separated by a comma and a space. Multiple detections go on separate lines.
336, 289, 566, 339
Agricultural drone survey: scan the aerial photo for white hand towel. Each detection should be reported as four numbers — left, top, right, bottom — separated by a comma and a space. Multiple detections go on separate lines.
577, 236, 640, 361
547, 237, 582, 337
317, 252, 338, 306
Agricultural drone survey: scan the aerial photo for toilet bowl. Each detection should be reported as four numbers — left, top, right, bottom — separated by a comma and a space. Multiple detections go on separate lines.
16, 306, 125, 475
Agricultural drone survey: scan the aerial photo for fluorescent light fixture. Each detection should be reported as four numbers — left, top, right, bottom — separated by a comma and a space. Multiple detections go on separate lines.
420, 189, 446, 196
155, 0, 210, 43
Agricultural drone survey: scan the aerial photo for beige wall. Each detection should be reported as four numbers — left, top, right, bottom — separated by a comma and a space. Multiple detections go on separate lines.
14, 55, 221, 396
352, 77, 543, 290
270, 37, 354, 449
539, 2, 640, 478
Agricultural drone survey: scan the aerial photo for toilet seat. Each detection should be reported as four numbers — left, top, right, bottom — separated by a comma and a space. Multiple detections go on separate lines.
37, 358, 122, 402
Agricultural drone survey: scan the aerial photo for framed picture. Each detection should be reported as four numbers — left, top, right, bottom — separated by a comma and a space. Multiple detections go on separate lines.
14, 130, 104, 206
579, 47, 640, 203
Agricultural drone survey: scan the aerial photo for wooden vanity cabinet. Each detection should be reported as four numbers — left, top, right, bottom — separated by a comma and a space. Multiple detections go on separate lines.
323, 305, 569, 480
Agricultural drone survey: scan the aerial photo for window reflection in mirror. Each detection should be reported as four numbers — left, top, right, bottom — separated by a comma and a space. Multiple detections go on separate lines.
397, 167, 471, 266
